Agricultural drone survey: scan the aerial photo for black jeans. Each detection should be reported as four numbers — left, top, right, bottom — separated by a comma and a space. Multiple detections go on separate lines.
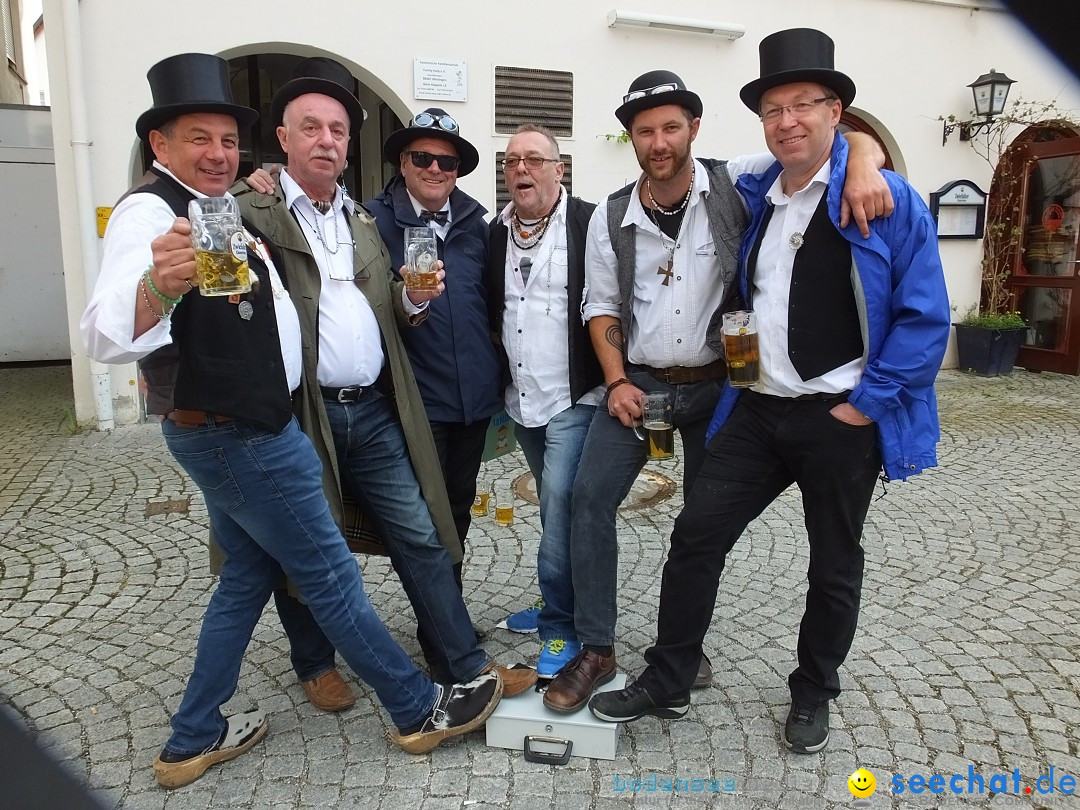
639, 391, 882, 703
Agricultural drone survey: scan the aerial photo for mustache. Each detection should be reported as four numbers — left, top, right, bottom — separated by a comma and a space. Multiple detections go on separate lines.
311, 150, 339, 161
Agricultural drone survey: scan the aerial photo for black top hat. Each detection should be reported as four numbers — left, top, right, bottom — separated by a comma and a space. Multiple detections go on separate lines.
614, 70, 703, 131
135, 53, 258, 141
739, 28, 856, 113
382, 108, 480, 177
270, 56, 367, 132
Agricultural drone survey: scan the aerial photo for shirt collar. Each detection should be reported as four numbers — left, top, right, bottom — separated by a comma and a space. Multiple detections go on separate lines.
279, 168, 355, 216
766, 159, 832, 206
624, 157, 706, 229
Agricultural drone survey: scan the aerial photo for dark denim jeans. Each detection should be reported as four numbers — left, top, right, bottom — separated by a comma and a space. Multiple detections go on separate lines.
160, 416, 435, 755
569, 372, 722, 647
515, 403, 595, 642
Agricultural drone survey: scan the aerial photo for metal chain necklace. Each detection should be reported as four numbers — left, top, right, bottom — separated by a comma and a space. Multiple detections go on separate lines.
297, 204, 343, 255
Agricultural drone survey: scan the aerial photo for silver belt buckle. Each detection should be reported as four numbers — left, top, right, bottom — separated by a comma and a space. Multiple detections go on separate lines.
338, 387, 358, 403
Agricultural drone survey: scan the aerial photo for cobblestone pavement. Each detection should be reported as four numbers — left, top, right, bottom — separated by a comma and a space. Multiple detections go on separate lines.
1, 364, 1078, 809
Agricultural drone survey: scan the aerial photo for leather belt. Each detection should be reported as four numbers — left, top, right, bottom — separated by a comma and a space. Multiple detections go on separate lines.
166, 409, 234, 428
749, 390, 850, 402
321, 385, 366, 403
637, 360, 727, 385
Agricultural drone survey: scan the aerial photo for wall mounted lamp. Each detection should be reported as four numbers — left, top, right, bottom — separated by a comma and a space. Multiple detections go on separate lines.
606, 9, 745, 39
942, 69, 1017, 146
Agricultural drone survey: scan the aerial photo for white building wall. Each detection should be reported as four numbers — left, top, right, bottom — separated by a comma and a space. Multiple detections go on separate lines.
47, 0, 1080, 426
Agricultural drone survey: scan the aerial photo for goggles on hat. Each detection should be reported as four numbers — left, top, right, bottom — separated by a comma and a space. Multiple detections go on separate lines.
407, 150, 461, 172
621, 82, 679, 105
409, 111, 460, 133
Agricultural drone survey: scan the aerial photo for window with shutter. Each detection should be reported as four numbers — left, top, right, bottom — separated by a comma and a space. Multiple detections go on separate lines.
494, 66, 573, 136
2, 0, 16, 66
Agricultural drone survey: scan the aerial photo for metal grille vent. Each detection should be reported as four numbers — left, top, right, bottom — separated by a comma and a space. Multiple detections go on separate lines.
494, 66, 573, 136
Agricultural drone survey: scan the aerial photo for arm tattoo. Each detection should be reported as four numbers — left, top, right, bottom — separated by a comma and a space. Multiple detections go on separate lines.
605, 323, 623, 351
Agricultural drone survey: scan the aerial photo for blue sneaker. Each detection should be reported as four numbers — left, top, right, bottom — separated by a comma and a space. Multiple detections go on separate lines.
502, 597, 544, 634
537, 638, 582, 678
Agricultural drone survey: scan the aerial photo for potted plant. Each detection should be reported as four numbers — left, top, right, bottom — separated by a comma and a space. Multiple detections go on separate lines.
953, 305, 1026, 376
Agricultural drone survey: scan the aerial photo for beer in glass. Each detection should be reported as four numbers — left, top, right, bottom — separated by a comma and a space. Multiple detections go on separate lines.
722, 310, 760, 388
642, 391, 674, 460
188, 197, 251, 297
404, 227, 439, 290
471, 489, 490, 517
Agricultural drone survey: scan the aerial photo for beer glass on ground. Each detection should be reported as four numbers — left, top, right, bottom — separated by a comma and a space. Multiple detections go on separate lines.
404, 227, 439, 290
472, 483, 491, 517
642, 391, 674, 460
495, 492, 514, 526
188, 197, 251, 296
722, 310, 760, 388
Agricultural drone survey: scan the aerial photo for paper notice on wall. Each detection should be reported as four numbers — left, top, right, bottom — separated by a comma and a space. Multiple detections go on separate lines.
414, 59, 467, 102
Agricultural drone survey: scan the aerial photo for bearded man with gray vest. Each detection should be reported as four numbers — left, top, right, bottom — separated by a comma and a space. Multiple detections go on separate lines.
543, 69, 895, 714
589, 30, 950, 754
81, 53, 502, 788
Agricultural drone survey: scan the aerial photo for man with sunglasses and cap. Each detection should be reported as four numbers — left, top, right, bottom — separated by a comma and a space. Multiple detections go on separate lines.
589, 30, 949, 754
543, 68, 894, 715
233, 57, 536, 699
367, 110, 501, 605
81, 52, 503, 788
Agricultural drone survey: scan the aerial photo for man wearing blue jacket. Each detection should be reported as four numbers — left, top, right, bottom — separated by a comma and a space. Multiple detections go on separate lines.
589, 28, 951, 755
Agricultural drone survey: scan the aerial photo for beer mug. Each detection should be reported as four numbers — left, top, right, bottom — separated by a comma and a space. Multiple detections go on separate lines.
642, 391, 674, 460
404, 227, 439, 290
188, 197, 252, 297
722, 310, 760, 388
471, 488, 491, 517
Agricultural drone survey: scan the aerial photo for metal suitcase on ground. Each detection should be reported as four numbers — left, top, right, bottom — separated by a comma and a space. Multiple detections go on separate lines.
485, 674, 626, 762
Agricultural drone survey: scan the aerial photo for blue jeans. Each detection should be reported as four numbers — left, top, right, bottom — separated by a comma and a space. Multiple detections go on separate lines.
570, 372, 722, 647
324, 392, 488, 683
160, 416, 436, 755
515, 404, 595, 642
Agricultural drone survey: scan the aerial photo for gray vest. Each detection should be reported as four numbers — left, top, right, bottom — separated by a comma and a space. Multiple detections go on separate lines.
605, 158, 748, 359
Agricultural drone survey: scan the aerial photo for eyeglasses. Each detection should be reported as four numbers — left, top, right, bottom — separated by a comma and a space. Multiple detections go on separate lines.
622, 83, 679, 105
410, 111, 460, 133
759, 97, 837, 124
407, 150, 461, 172
501, 156, 560, 171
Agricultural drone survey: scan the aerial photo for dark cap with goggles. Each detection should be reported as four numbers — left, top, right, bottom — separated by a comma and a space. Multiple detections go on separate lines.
614, 70, 703, 131
382, 106, 479, 176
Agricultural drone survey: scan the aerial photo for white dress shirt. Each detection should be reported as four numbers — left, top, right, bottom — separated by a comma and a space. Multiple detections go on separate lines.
752, 160, 865, 397
583, 154, 770, 368
498, 187, 603, 427
81, 162, 302, 392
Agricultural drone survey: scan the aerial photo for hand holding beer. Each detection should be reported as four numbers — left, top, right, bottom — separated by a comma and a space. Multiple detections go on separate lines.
722, 310, 760, 388
149, 218, 198, 299
188, 197, 252, 297
642, 391, 674, 460
404, 227, 440, 291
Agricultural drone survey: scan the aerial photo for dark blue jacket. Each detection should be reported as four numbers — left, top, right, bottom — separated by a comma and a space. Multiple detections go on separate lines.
710, 133, 951, 481
367, 176, 501, 424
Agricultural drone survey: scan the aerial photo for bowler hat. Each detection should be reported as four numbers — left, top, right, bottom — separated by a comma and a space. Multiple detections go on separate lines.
382, 108, 480, 177
135, 53, 258, 141
739, 28, 856, 113
614, 70, 703, 131
271, 56, 367, 132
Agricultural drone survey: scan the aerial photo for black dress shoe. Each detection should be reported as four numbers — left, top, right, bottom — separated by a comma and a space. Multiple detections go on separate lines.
693, 653, 713, 689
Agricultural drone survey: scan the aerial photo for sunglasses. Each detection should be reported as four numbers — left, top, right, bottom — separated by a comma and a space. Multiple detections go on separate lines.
407, 150, 461, 172
410, 111, 460, 133
622, 82, 679, 105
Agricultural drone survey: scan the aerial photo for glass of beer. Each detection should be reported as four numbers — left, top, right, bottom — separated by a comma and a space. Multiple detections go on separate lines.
404, 227, 439, 290
722, 310, 760, 388
642, 391, 674, 460
471, 487, 491, 517
495, 488, 514, 526
188, 197, 252, 297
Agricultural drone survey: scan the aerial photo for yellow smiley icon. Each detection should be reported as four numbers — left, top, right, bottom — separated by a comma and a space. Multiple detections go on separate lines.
848, 768, 876, 798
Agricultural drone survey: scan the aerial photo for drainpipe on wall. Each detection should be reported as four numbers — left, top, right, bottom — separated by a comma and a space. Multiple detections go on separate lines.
45, 0, 114, 429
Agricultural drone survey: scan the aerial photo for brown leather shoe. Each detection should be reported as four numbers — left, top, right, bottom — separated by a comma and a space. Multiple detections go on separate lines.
693, 653, 713, 689
542, 649, 616, 714
484, 662, 538, 698
301, 669, 356, 712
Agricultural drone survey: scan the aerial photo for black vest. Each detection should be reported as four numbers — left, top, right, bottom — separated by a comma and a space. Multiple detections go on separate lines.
748, 191, 862, 381
131, 169, 295, 431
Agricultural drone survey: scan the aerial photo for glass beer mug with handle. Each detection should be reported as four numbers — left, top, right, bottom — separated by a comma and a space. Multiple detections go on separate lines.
188, 197, 252, 296
404, 227, 439, 290
642, 391, 674, 460
722, 310, 760, 388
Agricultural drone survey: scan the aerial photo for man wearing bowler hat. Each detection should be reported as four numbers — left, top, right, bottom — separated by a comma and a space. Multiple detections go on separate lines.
367, 110, 501, 609
543, 66, 894, 715
82, 52, 503, 788
589, 29, 950, 754
232, 57, 536, 698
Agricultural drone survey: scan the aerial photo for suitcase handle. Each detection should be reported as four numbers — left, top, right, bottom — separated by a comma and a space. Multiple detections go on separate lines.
523, 735, 572, 765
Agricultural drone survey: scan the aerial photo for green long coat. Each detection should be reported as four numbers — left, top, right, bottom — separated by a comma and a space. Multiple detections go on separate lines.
229, 183, 461, 564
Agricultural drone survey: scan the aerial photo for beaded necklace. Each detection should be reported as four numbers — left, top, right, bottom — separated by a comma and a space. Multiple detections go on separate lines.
509, 191, 563, 250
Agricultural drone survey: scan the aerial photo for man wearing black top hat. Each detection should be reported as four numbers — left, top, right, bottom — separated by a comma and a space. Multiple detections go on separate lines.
543, 66, 894, 715
589, 29, 950, 754
82, 52, 503, 788
367, 112, 501, 596
233, 57, 535, 699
